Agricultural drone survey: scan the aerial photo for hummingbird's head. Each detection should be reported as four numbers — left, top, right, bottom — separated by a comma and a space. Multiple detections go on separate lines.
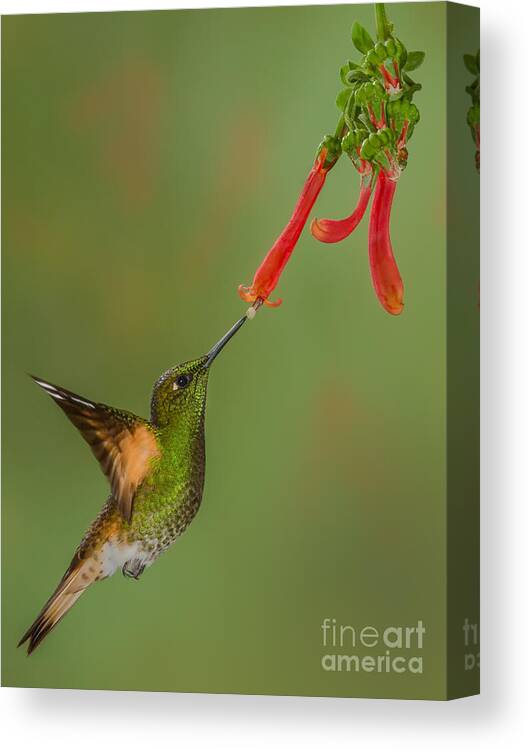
150, 314, 247, 428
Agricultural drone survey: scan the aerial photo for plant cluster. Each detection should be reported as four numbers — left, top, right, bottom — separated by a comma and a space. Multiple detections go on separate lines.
239, 3, 424, 316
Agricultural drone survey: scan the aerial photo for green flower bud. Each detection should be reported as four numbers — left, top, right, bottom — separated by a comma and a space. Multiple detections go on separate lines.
360, 137, 375, 160
377, 128, 390, 146
373, 80, 386, 99
368, 132, 382, 149
367, 49, 380, 68
348, 128, 368, 148
320, 135, 341, 162
341, 131, 355, 154
358, 128, 369, 143
386, 39, 397, 57
364, 82, 375, 99
374, 42, 386, 62
388, 98, 401, 115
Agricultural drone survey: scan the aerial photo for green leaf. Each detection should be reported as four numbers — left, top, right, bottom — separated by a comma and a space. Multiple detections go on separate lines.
404, 51, 425, 72
340, 64, 351, 86
351, 22, 374, 54
463, 53, 478, 75
339, 60, 360, 86
407, 83, 422, 97
395, 37, 407, 67
336, 88, 352, 111
346, 69, 369, 84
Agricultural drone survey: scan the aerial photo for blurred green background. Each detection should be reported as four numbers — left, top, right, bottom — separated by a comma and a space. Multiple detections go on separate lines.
3, 3, 449, 698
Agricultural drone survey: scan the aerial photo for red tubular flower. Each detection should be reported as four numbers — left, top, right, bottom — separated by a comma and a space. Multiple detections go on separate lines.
378, 63, 400, 92
310, 173, 373, 244
397, 120, 409, 149
238, 149, 332, 307
368, 169, 403, 315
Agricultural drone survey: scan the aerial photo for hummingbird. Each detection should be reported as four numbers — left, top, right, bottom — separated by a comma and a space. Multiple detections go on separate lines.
18, 314, 248, 655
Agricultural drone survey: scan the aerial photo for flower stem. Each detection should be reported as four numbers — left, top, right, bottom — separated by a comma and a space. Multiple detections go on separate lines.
375, 3, 392, 42
334, 114, 347, 140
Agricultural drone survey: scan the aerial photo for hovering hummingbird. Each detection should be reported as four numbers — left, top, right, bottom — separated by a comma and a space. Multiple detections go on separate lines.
18, 314, 248, 654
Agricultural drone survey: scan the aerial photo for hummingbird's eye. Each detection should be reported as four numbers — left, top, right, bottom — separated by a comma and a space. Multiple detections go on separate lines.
174, 374, 191, 390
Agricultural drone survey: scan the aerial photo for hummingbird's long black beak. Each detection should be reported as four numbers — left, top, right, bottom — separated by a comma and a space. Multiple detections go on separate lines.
204, 314, 247, 368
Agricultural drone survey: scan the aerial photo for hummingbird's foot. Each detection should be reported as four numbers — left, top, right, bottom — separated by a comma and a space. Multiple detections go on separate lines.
122, 560, 146, 580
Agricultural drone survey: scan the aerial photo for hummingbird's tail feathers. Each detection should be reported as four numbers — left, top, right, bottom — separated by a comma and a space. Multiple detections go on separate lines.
18, 554, 100, 655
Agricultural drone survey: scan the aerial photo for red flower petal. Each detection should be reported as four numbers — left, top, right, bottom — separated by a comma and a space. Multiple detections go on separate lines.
310, 173, 372, 243
238, 150, 330, 307
378, 63, 400, 92
368, 169, 404, 315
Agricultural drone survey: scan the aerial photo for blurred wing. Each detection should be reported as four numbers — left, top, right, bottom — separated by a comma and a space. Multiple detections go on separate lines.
32, 376, 160, 522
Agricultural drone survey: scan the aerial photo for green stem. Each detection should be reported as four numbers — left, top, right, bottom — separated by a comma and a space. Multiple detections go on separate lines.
375, 3, 392, 42
334, 114, 346, 140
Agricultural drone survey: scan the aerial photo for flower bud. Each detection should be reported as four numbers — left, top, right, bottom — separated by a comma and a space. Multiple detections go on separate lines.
386, 39, 397, 57
368, 132, 382, 149
377, 128, 391, 146
341, 131, 356, 154
367, 49, 380, 67
374, 42, 387, 62
360, 138, 376, 160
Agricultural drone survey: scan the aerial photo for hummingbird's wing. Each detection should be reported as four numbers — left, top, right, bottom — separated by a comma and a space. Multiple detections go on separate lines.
31, 376, 160, 522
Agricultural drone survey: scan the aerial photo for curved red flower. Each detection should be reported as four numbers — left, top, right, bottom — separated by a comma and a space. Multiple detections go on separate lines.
368, 169, 403, 315
310, 173, 373, 243
238, 148, 332, 307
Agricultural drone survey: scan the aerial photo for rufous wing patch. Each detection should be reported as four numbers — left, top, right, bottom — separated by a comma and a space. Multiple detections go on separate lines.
112, 425, 160, 521
31, 376, 160, 522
